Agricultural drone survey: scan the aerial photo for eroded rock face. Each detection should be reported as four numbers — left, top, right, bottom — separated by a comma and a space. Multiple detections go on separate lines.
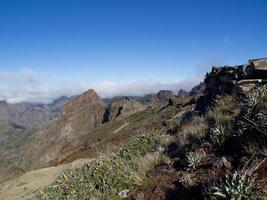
104, 97, 146, 122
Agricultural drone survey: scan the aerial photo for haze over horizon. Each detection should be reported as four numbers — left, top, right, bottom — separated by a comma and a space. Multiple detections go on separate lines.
0, 0, 266, 103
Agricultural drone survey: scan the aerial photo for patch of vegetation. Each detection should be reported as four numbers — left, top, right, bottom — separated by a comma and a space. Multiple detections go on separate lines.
208, 171, 263, 200
166, 86, 267, 199
209, 123, 232, 147
178, 115, 208, 147
179, 172, 198, 188
186, 150, 206, 169
207, 95, 240, 126
128, 108, 155, 124
39, 134, 166, 199
237, 85, 267, 137
166, 109, 188, 131
38, 86, 267, 199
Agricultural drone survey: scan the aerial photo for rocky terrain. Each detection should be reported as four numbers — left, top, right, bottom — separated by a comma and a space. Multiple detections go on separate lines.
0, 58, 266, 200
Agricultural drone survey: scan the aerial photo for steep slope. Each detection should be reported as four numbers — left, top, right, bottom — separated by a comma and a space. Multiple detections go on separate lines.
0, 98, 183, 200
125, 59, 267, 199
19, 90, 106, 170
0, 96, 71, 182
0, 90, 105, 183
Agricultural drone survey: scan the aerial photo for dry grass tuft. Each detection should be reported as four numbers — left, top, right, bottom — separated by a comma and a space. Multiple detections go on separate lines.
178, 116, 208, 146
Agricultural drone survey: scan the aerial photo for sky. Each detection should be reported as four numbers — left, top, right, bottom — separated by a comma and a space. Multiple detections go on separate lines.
0, 0, 267, 103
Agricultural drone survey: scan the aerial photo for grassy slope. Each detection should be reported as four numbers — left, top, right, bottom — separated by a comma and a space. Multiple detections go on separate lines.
58, 106, 180, 164
0, 105, 183, 200
127, 86, 267, 199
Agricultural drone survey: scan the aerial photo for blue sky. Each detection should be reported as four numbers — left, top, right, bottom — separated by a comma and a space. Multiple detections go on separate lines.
0, 0, 267, 102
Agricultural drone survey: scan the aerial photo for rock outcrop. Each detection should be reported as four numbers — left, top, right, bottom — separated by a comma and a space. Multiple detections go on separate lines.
196, 58, 267, 110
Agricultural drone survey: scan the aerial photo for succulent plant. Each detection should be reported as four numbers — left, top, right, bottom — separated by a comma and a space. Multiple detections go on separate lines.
210, 124, 231, 146
210, 171, 262, 200
186, 151, 205, 169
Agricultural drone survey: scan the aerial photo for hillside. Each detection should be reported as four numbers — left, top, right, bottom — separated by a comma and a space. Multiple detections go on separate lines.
0, 87, 186, 183
0, 58, 266, 199
0, 96, 71, 182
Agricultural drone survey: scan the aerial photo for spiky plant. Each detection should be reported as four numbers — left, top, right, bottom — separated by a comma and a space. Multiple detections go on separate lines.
243, 85, 267, 109
210, 124, 231, 147
210, 171, 263, 200
186, 151, 205, 169
237, 85, 267, 136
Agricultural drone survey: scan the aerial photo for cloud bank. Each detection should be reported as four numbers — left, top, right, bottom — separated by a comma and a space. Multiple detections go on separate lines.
0, 69, 203, 103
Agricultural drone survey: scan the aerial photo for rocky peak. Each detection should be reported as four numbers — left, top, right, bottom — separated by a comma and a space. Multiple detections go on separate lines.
177, 89, 189, 98
63, 89, 103, 115
143, 90, 176, 107
156, 90, 175, 100
103, 96, 146, 122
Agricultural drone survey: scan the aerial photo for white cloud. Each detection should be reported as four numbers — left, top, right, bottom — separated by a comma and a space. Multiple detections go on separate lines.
0, 69, 203, 103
